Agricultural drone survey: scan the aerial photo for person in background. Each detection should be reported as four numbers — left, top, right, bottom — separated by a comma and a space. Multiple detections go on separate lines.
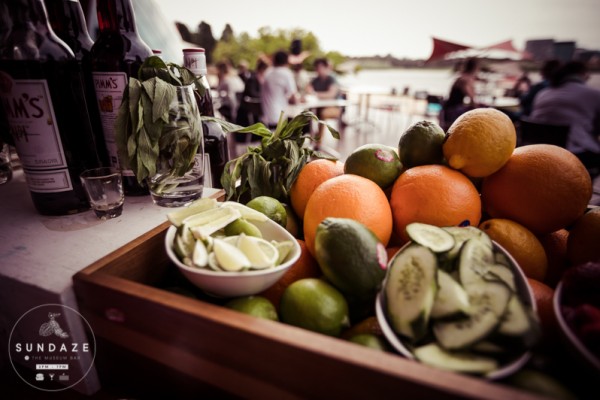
237, 59, 252, 86
511, 72, 531, 98
530, 61, 600, 177
306, 58, 340, 101
216, 61, 245, 122
441, 58, 481, 130
260, 50, 298, 129
236, 59, 268, 127
520, 60, 561, 116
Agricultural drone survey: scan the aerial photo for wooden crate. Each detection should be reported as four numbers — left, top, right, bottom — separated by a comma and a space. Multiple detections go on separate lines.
73, 222, 545, 399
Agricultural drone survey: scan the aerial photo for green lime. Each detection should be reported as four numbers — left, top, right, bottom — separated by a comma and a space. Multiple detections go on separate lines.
315, 218, 387, 298
348, 334, 389, 352
246, 196, 287, 227
399, 120, 445, 168
225, 296, 279, 321
344, 143, 402, 189
224, 218, 263, 238
280, 278, 350, 337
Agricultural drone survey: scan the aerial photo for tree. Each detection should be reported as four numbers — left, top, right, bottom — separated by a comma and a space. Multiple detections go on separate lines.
220, 24, 234, 43
195, 21, 217, 63
175, 22, 192, 43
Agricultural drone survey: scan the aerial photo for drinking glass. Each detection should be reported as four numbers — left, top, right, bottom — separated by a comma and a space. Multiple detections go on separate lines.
80, 167, 124, 219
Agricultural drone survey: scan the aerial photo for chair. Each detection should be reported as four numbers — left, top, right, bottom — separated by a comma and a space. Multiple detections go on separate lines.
518, 117, 569, 147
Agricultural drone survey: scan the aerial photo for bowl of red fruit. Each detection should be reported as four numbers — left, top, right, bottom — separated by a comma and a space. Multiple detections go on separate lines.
553, 261, 600, 373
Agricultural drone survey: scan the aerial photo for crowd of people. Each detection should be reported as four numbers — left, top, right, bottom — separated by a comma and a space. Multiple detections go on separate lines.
441, 58, 600, 178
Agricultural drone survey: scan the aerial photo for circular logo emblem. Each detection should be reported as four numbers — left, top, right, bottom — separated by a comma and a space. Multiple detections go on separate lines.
8, 304, 96, 392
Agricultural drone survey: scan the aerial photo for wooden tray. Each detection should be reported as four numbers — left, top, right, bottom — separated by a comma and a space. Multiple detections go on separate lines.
73, 222, 545, 399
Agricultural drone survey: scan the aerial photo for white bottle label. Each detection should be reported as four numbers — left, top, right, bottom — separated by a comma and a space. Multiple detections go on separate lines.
92, 71, 134, 176
0, 74, 73, 193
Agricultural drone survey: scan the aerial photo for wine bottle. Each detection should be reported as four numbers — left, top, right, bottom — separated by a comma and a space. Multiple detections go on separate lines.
46, 0, 108, 166
183, 48, 229, 189
90, 0, 152, 196
0, 0, 104, 215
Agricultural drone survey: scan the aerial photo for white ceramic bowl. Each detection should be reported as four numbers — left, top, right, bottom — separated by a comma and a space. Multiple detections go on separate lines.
376, 241, 535, 380
165, 219, 301, 297
553, 282, 600, 373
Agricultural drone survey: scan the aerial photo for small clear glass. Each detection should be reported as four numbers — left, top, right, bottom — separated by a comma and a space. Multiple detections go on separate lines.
0, 143, 13, 185
80, 167, 125, 219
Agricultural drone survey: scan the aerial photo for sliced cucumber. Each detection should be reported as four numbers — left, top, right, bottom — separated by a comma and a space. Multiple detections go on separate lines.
385, 244, 438, 342
471, 341, 506, 354
433, 281, 511, 350
443, 226, 492, 259
167, 198, 218, 227
431, 270, 471, 319
497, 296, 540, 347
458, 238, 494, 288
483, 264, 516, 291
406, 223, 455, 253
414, 343, 498, 375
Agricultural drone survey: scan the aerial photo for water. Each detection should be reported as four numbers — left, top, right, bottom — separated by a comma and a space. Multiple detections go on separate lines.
149, 171, 204, 207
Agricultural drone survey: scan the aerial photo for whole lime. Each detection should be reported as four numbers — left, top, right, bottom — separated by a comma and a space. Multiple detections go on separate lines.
225, 296, 279, 321
344, 144, 402, 189
399, 120, 445, 168
280, 278, 350, 337
348, 334, 389, 351
246, 196, 287, 227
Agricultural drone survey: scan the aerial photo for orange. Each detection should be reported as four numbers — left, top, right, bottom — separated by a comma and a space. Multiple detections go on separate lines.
290, 159, 344, 220
443, 108, 516, 177
389, 165, 481, 241
567, 208, 600, 267
538, 229, 569, 288
479, 218, 548, 281
303, 174, 392, 257
259, 239, 321, 309
481, 145, 592, 235
527, 278, 559, 345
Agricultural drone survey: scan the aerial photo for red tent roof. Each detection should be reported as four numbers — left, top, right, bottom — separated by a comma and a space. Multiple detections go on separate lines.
426, 37, 472, 63
482, 40, 519, 52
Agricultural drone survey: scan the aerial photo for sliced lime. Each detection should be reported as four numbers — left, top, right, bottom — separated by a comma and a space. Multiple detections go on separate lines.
213, 238, 251, 272
274, 240, 295, 265
221, 201, 269, 222
238, 235, 278, 270
167, 198, 218, 227
189, 208, 242, 240
192, 240, 209, 268
224, 218, 263, 238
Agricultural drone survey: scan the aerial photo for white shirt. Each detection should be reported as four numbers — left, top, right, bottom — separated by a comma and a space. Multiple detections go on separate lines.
531, 79, 600, 154
260, 66, 297, 126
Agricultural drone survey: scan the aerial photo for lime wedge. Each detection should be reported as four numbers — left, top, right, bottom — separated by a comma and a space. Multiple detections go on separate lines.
167, 198, 218, 227
192, 240, 209, 268
207, 252, 222, 271
221, 201, 269, 222
174, 234, 194, 260
224, 218, 263, 238
189, 208, 242, 240
213, 238, 251, 272
274, 240, 295, 265
238, 235, 279, 270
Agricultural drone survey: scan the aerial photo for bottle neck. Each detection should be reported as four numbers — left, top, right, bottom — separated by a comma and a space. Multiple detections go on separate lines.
97, 0, 139, 34
47, 0, 93, 48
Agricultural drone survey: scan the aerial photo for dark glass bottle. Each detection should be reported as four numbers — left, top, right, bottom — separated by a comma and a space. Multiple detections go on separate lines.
46, 0, 108, 165
183, 48, 229, 189
0, 0, 103, 215
90, 0, 152, 195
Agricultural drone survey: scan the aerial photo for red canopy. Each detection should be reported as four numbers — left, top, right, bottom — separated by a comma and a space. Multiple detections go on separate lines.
426, 37, 472, 63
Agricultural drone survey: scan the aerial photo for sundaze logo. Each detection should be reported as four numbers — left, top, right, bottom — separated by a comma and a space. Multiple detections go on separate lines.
94, 76, 119, 90
9, 305, 96, 392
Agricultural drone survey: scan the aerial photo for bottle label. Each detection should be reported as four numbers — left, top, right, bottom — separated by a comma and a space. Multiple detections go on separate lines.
0, 74, 73, 192
91, 71, 131, 174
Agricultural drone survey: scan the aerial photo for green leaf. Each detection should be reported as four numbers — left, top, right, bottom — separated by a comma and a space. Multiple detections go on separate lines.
153, 78, 177, 123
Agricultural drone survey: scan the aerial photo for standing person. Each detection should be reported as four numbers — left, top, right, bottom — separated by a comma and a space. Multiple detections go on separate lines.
520, 60, 561, 116
260, 50, 298, 129
216, 60, 244, 122
441, 58, 481, 130
236, 59, 268, 127
530, 61, 600, 177
237, 59, 252, 85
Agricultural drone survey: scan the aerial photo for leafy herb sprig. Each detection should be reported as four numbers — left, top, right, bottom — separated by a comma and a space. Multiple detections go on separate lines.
212, 111, 340, 203
115, 56, 205, 184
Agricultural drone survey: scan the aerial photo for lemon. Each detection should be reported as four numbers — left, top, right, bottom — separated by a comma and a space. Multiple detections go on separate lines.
443, 108, 516, 178
237, 234, 279, 269
212, 238, 251, 271
280, 278, 350, 337
398, 121, 445, 168
246, 196, 287, 227
343, 144, 402, 189
224, 218, 263, 238
225, 296, 279, 321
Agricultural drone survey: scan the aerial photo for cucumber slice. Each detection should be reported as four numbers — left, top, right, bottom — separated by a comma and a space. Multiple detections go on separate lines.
471, 341, 506, 354
406, 223, 455, 253
384, 244, 438, 341
458, 238, 494, 288
414, 343, 498, 375
443, 226, 491, 260
433, 281, 511, 350
167, 198, 218, 227
431, 270, 471, 319
483, 264, 516, 291
497, 296, 540, 347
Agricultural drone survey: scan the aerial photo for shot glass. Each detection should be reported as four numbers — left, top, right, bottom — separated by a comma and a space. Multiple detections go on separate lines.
80, 167, 124, 219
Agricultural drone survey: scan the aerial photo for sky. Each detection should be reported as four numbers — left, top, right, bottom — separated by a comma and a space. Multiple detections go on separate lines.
155, 0, 600, 59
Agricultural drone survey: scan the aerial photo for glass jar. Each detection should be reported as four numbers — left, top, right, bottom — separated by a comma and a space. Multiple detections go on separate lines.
148, 85, 205, 207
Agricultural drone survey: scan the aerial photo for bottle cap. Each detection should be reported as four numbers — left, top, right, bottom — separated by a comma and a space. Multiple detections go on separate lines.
183, 48, 207, 76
